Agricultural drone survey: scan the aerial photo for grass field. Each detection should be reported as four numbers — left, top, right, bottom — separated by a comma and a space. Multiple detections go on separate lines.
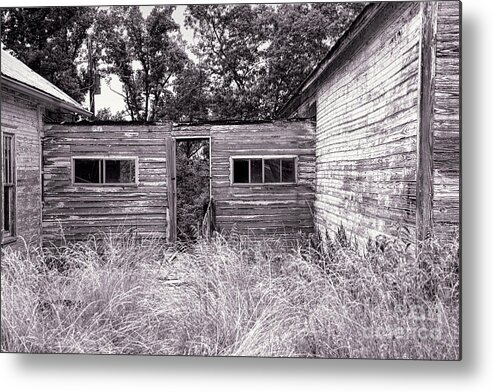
1, 229, 460, 359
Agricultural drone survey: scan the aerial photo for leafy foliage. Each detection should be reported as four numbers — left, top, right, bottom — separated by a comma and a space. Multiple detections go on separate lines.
185, 5, 271, 120
1, 4, 366, 120
261, 3, 366, 115
1, 7, 95, 103
185, 3, 365, 119
94, 6, 189, 121
95, 107, 126, 121
156, 61, 211, 122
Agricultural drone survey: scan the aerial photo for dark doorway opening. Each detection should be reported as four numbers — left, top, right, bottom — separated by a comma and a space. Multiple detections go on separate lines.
175, 138, 211, 242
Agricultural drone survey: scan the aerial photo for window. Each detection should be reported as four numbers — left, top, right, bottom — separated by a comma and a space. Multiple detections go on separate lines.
73, 157, 137, 185
2, 134, 15, 238
231, 156, 297, 184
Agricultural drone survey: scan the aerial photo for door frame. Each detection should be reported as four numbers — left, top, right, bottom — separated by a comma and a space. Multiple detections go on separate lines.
167, 135, 212, 242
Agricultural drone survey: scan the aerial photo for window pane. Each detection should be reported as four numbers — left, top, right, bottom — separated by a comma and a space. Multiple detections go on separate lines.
251, 159, 263, 183
233, 160, 249, 183
264, 159, 281, 183
3, 187, 10, 232
281, 159, 295, 183
105, 160, 135, 183
74, 159, 101, 183
3, 135, 15, 235
3, 135, 12, 184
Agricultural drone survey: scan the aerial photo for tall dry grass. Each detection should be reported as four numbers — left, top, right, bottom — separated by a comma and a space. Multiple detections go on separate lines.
1, 229, 459, 359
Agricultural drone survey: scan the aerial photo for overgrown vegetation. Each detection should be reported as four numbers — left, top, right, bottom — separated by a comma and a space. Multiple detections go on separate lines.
1, 229, 459, 359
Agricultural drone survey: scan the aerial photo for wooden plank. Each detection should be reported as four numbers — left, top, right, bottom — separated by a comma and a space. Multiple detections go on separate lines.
416, 1, 438, 241
432, 1, 460, 241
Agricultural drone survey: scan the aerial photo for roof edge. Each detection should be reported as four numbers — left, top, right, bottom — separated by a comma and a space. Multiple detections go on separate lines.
278, 2, 385, 118
1, 75, 92, 117
45, 118, 314, 127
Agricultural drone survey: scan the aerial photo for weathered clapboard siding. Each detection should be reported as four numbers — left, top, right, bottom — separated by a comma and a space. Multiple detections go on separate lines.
42, 123, 170, 242
41, 121, 315, 243
1, 87, 43, 249
313, 3, 422, 243
207, 120, 316, 240
280, 2, 460, 247
172, 125, 211, 139
432, 1, 460, 238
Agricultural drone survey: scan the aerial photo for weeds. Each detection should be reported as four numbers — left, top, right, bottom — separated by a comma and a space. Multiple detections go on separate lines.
1, 229, 459, 359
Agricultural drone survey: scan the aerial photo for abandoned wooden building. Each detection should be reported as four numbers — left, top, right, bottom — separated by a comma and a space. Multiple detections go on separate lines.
1, 48, 91, 250
41, 120, 316, 243
280, 1, 460, 244
1, 1, 460, 250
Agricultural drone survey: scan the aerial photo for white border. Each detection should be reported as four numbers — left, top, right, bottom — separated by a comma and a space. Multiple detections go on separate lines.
2, 1, 493, 392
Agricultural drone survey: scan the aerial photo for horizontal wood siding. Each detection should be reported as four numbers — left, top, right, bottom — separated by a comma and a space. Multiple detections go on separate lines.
432, 1, 460, 239
209, 121, 316, 240
314, 3, 421, 244
1, 87, 43, 249
42, 124, 170, 242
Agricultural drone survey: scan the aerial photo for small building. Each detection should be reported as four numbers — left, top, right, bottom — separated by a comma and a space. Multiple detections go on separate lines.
41, 120, 316, 243
1, 47, 91, 249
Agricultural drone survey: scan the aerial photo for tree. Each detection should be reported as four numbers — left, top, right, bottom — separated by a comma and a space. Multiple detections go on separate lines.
185, 4, 270, 120
95, 107, 126, 121
156, 60, 211, 122
95, 6, 189, 122
261, 2, 366, 115
1, 7, 95, 103
185, 3, 365, 119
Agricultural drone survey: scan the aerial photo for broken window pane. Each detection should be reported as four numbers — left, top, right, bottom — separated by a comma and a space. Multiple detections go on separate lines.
233, 159, 249, 183
250, 159, 263, 183
264, 159, 281, 183
282, 159, 295, 183
105, 160, 136, 183
74, 159, 101, 183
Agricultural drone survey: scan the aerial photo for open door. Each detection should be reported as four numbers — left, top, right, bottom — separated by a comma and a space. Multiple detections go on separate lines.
175, 137, 211, 242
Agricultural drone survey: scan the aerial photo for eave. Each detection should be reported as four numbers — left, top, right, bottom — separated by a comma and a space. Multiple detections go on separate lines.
278, 2, 387, 118
1, 75, 92, 117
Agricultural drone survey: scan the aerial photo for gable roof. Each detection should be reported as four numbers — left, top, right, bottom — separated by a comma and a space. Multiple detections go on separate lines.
1, 46, 91, 116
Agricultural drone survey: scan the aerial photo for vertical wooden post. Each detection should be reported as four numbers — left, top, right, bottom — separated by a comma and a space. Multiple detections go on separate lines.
37, 105, 45, 247
166, 136, 177, 242
416, 1, 438, 242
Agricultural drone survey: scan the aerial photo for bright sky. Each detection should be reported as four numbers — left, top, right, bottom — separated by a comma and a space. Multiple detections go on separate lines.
87, 5, 195, 116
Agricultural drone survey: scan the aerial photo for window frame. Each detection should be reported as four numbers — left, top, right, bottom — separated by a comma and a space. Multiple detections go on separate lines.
230, 155, 298, 186
71, 156, 139, 186
2, 133, 16, 240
